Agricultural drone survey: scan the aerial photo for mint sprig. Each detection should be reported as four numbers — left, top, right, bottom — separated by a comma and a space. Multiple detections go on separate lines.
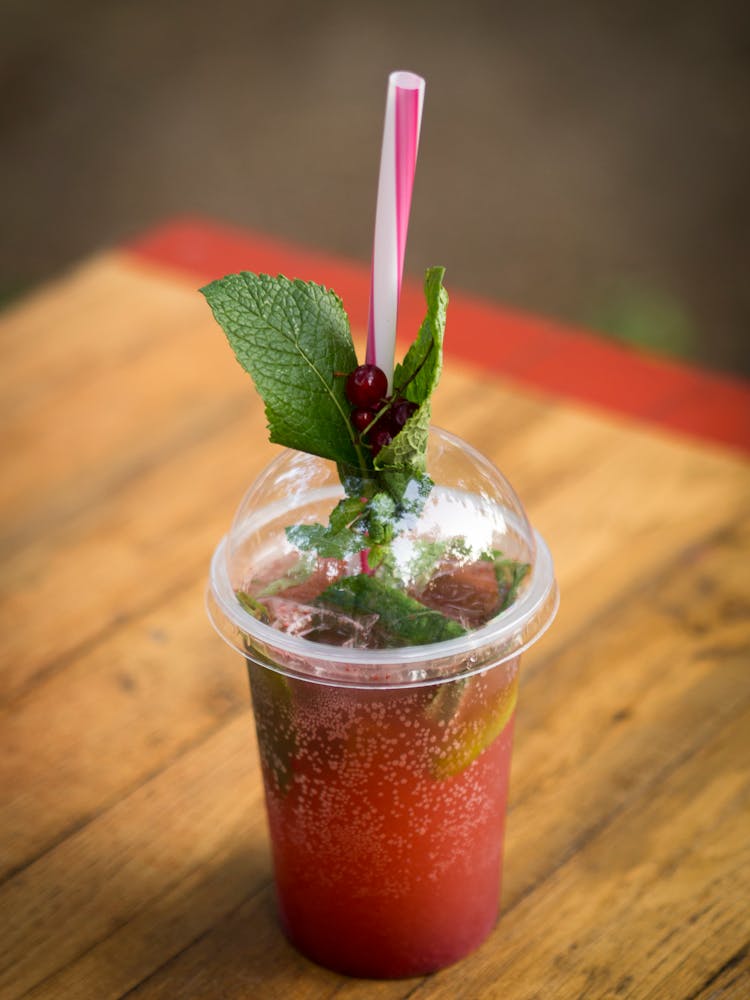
203, 266, 469, 645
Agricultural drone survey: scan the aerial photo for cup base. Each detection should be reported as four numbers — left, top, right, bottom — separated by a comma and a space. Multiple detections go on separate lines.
280, 903, 500, 980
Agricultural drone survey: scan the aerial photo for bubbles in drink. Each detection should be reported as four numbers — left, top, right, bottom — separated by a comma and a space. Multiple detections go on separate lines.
248, 662, 518, 975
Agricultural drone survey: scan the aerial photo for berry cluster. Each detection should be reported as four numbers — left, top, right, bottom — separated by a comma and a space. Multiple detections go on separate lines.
344, 364, 418, 455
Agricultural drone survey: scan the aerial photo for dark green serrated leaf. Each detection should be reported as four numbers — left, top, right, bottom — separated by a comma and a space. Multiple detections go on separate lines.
329, 495, 368, 532
286, 523, 366, 559
318, 574, 466, 646
377, 537, 449, 589
374, 401, 431, 483
391, 267, 448, 407
374, 268, 447, 493
285, 495, 371, 558
201, 272, 364, 467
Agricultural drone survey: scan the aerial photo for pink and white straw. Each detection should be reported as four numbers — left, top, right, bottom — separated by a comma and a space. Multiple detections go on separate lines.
365, 71, 425, 389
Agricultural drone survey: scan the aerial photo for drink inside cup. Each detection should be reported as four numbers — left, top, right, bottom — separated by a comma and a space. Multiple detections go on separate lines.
207, 430, 557, 977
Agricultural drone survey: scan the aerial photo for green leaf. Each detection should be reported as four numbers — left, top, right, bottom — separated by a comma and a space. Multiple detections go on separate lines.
328, 495, 368, 533
256, 556, 316, 598
375, 267, 447, 492
365, 492, 397, 544
286, 495, 369, 559
374, 403, 431, 484
376, 537, 458, 590
236, 590, 271, 623
201, 272, 364, 466
391, 266, 448, 408
318, 574, 466, 646
483, 551, 531, 611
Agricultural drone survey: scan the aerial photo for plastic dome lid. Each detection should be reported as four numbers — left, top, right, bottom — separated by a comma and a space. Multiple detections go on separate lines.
207, 426, 558, 687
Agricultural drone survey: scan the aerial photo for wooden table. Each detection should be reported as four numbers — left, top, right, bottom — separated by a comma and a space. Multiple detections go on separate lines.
2, 220, 749, 999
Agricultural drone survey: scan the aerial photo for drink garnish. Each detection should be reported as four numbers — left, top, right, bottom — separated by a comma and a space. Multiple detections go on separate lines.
202, 266, 457, 623
202, 266, 530, 643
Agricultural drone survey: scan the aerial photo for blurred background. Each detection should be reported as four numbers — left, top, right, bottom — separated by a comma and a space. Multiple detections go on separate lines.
2, 0, 748, 375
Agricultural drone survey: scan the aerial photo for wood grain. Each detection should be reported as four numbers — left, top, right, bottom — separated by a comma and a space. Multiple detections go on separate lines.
1, 252, 748, 999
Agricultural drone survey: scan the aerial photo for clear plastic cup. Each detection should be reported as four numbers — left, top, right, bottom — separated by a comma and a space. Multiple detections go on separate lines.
207, 426, 558, 978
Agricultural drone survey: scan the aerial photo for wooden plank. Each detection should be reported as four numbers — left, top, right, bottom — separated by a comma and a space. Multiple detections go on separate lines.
0, 413, 268, 702
504, 510, 750, 909
0, 256, 188, 402
494, 408, 749, 654
688, 947, 750, 1000
0, 259, 247, 556
0, 716, 265, 1000
0, 580, 246, 881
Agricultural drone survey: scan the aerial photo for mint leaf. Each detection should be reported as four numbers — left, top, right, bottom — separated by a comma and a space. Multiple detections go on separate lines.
375, 267, 447, 492
319, 574, 466, 646
257, 554, 316, 597
201, 273, 364, 467
286, 496, 368, 558
374, 403, 431, 484
365, 492, 397, 544
482, 551, 531, 611
391, 267, 448, 408
377, 537, 452, 590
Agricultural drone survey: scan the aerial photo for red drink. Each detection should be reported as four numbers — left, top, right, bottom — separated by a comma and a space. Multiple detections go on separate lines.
249, 659, 518, 978
208, 430, 558, 978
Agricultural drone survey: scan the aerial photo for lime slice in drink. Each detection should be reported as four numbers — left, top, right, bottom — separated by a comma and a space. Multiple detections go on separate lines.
429, 673, 519, 780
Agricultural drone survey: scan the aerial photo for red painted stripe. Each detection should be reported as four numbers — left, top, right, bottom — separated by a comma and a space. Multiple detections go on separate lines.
127, 217, 750, 454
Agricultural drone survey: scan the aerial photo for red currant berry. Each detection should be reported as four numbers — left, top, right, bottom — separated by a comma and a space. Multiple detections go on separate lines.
345, 364, 388, 409
371, 427, 393, 455
391, 398, 418, 428
351, 408, 375, 433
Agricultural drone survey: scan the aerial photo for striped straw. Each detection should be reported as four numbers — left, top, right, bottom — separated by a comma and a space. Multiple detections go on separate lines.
365, 71, 425, 389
